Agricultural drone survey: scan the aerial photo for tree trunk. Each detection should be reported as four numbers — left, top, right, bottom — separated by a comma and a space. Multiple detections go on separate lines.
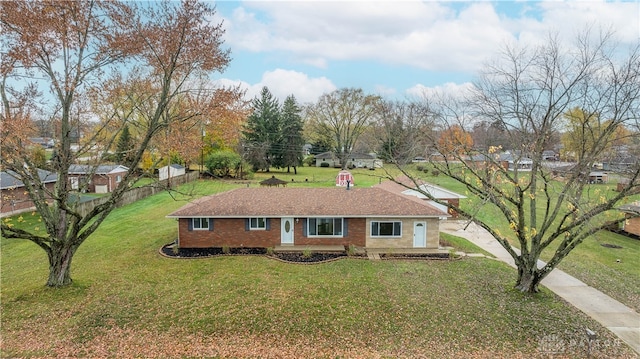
515, 267, 541, 293
46, 243, 78, 287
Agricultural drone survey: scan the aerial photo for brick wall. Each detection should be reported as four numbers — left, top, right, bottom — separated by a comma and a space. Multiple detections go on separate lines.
293, 218, 366, 247
176, 216, 442, 249
178, 217, 367, 248
1, 182, 56, 215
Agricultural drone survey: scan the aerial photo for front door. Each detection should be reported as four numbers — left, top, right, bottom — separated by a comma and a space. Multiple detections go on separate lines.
413, 221, 426, 248
281, 217, 294, 244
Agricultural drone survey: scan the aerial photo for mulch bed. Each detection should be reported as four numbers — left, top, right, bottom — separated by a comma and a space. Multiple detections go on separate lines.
380, 253, 451, 260
161, 246, 267, 258
160, 244, 347, 263
160, 244, 454, 263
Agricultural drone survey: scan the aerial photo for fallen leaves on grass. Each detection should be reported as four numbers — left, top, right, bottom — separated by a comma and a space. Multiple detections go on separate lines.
3, 326, 548, 359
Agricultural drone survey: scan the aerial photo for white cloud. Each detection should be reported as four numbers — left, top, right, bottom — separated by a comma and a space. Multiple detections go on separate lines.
218, 1, 638, 76
222, 1, 498, 71
217, 69, 337, 104
534, 2, 639, 44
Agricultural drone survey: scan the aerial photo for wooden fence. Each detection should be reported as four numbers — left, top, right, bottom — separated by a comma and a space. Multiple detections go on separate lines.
76, 171, 199, 217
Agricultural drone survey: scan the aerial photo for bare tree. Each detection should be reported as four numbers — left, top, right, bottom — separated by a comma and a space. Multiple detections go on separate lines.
386, 30, 640, 293
372, 100, 435, 165
0, 0, 236, 287
306, 88, 380, 169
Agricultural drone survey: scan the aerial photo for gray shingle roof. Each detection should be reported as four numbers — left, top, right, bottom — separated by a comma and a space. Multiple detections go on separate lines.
375, 176, 466, 199
315, 151, 375, 159
167, 187, 446, 218
68, 164, 129, 175
1, 169, 58, 189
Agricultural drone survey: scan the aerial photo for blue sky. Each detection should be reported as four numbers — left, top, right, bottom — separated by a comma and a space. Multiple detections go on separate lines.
210, 1, 640, 104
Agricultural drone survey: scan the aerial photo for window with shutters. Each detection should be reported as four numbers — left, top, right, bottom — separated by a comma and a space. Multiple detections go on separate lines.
192, 218, 210, 230
307, 217, 343, 237
249, 217, 266, 230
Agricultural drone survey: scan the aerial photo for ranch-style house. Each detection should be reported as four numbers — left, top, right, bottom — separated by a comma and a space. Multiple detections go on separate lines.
167, 186, 448, 250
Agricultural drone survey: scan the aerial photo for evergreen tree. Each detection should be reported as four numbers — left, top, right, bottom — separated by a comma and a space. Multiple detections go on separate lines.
115, 124, 134, 164
280, 95, 305, 174
241, 87, 281, 171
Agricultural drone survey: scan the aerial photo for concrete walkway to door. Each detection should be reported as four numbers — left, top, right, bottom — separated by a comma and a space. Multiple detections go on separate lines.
440, 220, 640, 355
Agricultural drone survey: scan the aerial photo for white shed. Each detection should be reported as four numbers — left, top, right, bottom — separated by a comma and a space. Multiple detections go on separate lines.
159, 164, 186, 181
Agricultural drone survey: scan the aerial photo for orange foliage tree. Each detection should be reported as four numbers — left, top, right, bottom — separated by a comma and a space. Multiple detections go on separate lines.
0, 0, 239, 287
437, 124, 473, 156
153, 86, 249, 170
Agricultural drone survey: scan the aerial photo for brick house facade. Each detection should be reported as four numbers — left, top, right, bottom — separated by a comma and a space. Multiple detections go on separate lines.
68, 164, 128, 193
167, 187, 447, 249
1, 169, 57, 215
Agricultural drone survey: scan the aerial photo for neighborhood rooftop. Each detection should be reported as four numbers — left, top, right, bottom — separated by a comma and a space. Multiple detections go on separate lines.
68, 164, 129, 174
0, 169, 58, 190
375, 176, 467, 200
167, 187, 446, 218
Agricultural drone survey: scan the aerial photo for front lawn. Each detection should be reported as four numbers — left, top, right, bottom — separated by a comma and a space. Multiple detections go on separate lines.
413, 166, 640, 313
1, 179, 636, 358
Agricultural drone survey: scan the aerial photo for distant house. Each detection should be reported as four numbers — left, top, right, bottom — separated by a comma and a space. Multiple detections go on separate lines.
1, 169, 58, 215
498, 152, 533, 171
588, 171, 608, 184
315, 151, 382, 168
467, 152, 533, 172
29, 137, 55, 149
68, 164, 129, 193
603, 156, 637, 172
159, 164, 186, 181
167, 187, 448, 250
375, 176, 466, 218
542, 150, 557, 161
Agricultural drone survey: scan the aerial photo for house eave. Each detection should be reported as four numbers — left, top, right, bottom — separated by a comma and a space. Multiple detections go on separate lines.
166, 214, 447, 219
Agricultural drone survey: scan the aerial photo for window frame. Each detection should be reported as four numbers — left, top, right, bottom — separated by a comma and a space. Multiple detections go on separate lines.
371, 221, 402, 237
307, 217, 343, 237
249, 217, 267, 230
192, 218, 210, 231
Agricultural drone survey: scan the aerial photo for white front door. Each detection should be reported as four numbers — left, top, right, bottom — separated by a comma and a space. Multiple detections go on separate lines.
413, 222, 426, 248
281, 217, 294, 244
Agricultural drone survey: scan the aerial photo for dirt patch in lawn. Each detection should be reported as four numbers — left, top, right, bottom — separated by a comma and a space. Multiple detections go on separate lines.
600, 243, 624, 249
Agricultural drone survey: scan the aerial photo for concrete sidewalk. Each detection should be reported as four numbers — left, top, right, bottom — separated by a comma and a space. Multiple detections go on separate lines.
440, 220, 640, 354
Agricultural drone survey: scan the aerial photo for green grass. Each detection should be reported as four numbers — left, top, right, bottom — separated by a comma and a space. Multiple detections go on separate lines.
1, 179, 636, 357
413, 166, 640, 313
250, 165, 390, 188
